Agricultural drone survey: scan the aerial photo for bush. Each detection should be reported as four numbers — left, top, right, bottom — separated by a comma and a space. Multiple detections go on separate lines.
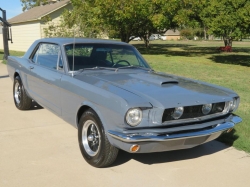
180, 29, 193, 40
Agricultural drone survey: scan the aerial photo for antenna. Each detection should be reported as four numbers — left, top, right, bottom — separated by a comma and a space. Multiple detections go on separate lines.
72, 29, 76, 77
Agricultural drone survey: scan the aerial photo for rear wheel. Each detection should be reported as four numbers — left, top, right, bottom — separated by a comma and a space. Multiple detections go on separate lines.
13, 76, 32, 110
78, 109, 118, 167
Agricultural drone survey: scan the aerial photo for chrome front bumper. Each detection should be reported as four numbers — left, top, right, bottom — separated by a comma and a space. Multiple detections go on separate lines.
107, 115, 242, 153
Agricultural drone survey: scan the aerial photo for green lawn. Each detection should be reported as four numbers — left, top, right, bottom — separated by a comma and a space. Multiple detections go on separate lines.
1, 40, 250, 152
132, 40, 250, 152
0, 50, 25, 64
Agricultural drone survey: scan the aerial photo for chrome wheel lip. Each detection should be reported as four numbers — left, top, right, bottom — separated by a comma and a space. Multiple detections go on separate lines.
82, 120, 101, 157
14, 82, 21, 104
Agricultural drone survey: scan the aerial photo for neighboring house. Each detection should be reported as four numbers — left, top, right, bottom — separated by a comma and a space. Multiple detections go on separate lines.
0, 0, 72, 51
161, 29, 180, 41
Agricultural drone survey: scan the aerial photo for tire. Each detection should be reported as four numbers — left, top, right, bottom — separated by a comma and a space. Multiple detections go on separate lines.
13, 76, 32, 110
78, 109, 119, 168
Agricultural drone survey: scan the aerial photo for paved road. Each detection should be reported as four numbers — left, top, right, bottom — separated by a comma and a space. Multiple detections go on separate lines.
0, 63, 249, 187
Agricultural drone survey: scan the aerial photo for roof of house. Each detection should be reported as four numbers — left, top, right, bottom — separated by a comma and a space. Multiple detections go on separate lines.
8, 0, 71, 24
163, 29, 180, 36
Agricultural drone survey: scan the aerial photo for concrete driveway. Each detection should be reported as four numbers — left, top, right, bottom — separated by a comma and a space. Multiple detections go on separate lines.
0, 63, 249, 187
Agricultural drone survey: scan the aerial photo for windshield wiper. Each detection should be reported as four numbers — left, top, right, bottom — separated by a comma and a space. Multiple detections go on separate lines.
78, 66, 116, 73
74, 66, 154, 75
115, 65, 154, 72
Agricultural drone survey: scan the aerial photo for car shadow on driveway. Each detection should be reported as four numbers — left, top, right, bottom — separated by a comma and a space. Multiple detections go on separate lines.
112, 140, 229, 167
30, 101, 44, 110
0, 75, 9, 79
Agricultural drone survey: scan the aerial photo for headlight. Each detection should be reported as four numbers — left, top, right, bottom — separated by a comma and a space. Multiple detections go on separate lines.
229, 97, 239, 112
202, 104, 212, 115
126, 108, 142, 126
171, 107, 184, 119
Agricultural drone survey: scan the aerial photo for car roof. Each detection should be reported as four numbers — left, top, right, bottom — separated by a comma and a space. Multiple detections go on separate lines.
35, 37, 130, 46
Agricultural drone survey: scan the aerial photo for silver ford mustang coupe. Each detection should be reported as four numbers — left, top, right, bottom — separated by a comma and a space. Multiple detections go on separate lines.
7, 38, 242, 167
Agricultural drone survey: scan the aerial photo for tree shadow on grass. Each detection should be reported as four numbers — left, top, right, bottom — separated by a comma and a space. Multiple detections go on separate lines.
111, 140, 231, 167
231, 47, 250, 53
134, 44, 194, 56
134, 44, 222, 57
209, 55, 250, 67
134, 43, 250, 67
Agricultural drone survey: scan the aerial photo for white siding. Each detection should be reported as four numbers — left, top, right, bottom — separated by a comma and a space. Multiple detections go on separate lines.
40, 4, 72, 38
0, 4, 73, 52
0, 21, 41, 52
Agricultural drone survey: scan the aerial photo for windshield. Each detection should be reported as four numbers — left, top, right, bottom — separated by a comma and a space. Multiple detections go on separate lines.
64, 43, 150, 71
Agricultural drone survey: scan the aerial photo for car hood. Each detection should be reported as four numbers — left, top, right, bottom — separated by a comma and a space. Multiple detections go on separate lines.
76, 70, 237, 108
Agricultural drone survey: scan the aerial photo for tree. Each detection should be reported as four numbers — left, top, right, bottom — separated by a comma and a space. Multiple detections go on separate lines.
201, 0, 250, 46
173, 0, 250, 46
44, 0, 179, 47
21, 0, 52, 11
171, 0, 209, 39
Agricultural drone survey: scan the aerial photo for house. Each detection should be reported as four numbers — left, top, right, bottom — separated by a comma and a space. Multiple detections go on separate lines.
0, 0, 72, 51
161, 29, 180, 41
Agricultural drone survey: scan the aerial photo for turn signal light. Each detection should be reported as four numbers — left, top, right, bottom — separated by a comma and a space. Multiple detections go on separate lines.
227, 128, 233, 133
130, 144, 140, 152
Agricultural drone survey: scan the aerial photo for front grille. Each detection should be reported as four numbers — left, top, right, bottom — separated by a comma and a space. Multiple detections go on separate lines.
162, 102, 225, 122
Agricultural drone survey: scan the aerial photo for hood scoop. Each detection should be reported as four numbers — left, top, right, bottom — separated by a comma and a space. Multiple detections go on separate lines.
130, 73, 178, 86
161, 80, 178, 85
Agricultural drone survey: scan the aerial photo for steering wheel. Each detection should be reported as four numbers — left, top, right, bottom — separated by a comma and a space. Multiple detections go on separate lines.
112, 60, 131, 67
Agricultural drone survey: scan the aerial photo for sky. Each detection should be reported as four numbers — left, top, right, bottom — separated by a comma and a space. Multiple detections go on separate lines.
0, 0, 23, 19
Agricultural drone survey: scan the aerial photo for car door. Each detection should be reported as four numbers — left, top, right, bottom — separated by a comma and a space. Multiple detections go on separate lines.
26, 43, 64, 115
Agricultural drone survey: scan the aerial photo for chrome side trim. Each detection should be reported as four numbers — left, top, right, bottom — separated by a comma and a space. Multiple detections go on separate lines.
108, 116, 242, 143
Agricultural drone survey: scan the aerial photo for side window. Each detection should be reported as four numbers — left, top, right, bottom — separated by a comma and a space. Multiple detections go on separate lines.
58, 54, 64, 71
32, 43, 63, 71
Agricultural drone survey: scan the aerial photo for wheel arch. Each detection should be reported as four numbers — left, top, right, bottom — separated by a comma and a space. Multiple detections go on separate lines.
77, 105, 91, 127
14, 71, 20, 79
76, 101, 109, 130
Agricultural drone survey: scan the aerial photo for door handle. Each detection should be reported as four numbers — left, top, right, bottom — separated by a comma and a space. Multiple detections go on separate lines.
29, 66, 34, 70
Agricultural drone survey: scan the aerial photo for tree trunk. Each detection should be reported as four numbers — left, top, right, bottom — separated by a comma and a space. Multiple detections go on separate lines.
204, 26, 207, 40
141, 32, 150, 48
223, 36, 233, 47
120, 30, 130, 43
143, 38, 149, 48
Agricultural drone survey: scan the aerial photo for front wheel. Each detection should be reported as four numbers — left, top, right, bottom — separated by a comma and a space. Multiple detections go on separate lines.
13, 76, 32, 110
78, 109, 119, 167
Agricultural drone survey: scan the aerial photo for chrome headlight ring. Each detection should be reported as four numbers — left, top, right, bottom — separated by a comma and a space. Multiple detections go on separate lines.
171, 107, 184, 119
125, 108, 143, 127
202, 104, 212, 115
229, 97, 240, 112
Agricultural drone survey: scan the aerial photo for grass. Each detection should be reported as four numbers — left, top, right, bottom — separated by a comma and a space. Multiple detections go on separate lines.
1, 40, 249, 153
0, 50, 25, 64
131, 40, 250, 152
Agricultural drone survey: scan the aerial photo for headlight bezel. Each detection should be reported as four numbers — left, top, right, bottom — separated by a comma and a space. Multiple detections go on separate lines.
229, 97, 240, 112
202, 103, 212, 115
171, 106, 184, 120
125, 108, 143, 127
